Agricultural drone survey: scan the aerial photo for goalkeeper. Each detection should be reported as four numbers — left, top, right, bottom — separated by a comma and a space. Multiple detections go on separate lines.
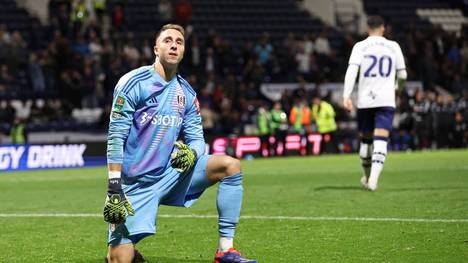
103, 24, 256, 263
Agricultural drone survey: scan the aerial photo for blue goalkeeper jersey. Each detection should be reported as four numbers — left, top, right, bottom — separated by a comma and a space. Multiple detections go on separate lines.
107, 65, 205, 179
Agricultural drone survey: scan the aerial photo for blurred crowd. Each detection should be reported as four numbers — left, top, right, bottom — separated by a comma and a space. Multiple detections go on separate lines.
0, 0, 467, 149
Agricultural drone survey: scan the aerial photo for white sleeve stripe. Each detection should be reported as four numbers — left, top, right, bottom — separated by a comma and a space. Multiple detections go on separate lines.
396, 68, 406, 71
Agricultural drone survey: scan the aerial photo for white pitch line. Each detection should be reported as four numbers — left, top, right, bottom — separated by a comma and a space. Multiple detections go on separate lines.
0, 213, 467, 223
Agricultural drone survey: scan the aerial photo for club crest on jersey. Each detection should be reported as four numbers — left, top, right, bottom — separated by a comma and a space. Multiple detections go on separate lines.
177, 95, 186, 112
114, 96, 126, 111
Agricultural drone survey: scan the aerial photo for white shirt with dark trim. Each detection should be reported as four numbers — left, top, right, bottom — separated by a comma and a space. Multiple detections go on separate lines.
348, 36, 406, 108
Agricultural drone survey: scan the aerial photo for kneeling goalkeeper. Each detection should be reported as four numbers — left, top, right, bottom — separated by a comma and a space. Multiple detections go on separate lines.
103, 24, 256, 263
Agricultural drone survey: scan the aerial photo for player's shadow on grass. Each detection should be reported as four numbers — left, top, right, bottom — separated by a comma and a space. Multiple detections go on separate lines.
314, 185, 363, 191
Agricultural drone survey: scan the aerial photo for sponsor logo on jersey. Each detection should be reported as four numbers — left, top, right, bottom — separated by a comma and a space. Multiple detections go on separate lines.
139, 112, 183, 127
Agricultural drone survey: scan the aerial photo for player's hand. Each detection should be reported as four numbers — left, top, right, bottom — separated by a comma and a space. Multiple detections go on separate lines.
103, 178, 134, 224
343, 98, 353, 112
171, 141, 197, 174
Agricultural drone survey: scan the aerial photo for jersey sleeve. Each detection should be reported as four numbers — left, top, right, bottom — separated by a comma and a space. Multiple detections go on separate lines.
107, 79, 139, 164
182, 96, 205, 158
394, 42, 406, 71
348, 43, 362, 66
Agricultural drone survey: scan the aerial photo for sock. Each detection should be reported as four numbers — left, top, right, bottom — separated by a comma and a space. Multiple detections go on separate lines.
359, 139, 373, 177
217, 172, 243, 243
219, 237, 234, 252
368, 137, 388, 188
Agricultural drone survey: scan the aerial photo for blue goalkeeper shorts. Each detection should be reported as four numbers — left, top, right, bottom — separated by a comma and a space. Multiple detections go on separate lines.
108, 154, 213, 245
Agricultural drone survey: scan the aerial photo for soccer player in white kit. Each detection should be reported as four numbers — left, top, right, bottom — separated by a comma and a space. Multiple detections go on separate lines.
343, 16, 407, 191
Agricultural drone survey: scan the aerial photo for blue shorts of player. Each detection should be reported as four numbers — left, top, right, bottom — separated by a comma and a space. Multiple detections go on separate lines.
357, 107, 395, 133
108, 155, 213, 245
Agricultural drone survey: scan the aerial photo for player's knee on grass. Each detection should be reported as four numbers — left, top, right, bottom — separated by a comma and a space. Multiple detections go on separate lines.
107, 244, 134, 263
207, 156, 241, 182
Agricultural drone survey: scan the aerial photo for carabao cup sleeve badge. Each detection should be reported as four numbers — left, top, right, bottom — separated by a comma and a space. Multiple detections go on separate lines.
114, 96, 126, 111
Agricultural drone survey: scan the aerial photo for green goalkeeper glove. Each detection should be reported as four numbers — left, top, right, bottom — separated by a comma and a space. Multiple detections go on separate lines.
171, 141, 197, 174
103, 178, 135, 224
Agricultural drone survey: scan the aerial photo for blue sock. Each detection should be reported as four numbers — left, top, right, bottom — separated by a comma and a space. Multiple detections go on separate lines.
217, 172, 243, 238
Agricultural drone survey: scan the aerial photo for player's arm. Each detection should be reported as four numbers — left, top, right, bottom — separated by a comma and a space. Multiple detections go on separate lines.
343, 44, 361, 112
171, 96, 205, 174
395, 42, 407, 90
103, 81, 139, 224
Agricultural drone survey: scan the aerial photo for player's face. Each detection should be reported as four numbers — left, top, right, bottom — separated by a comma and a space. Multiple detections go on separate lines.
154, 29, 185, 66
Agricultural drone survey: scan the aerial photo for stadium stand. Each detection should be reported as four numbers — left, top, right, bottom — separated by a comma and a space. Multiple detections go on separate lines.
0, 0, 466, 150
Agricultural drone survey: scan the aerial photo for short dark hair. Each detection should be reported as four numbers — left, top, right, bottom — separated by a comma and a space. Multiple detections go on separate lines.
367, 16, 385, 29
155, 24, 185, 43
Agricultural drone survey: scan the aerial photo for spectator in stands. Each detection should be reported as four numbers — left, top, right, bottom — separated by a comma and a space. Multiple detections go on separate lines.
158, 0, 173, 24
295, 44, 312, 81
436, 94, 457, 148
413, 89, 430, 149
204, 47, 217, 74
89, 30, 103, 62
141, 39, 154, 64
29, 99, 45, 124
311, 95, 337, 153
0, 24, 11, 45
122, 33, 140, 67
6, 31, 28, 75
55, 2, 71, 36
254, 33, 273, 65
174, 0, 192, 26
454, 111, 467, 148
257, 105, 271, 155
111, 3, 125, 31
40, 49, 57, 94
28, 52, 46, 94
200, 102, 216, 134
72, 0, 90, 37
289, 99, 311, 135
10, 117, 27, 144
82, 63, 99, 108
270, 102, 289, 156
93, 0, 106, 23
314, 30, 330, 55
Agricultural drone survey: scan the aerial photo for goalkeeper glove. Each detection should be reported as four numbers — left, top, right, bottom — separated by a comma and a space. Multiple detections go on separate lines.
171, 141, 197, 174
103, 177, 135, 224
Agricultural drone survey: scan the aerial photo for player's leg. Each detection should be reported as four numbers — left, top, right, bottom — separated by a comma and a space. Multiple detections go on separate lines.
357, 108, 375, 187
107, 244, 134, 263
205, 156, 243, 251
367, 107, 395, 191
359, 134, 373, 187
168, 155, 255, 262
204, 155, 256, 262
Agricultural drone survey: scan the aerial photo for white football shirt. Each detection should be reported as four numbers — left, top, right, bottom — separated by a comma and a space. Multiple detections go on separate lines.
348, 36, 406, 108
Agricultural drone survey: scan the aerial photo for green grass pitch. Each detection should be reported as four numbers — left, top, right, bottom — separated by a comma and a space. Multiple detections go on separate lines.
0, 150, 467, 262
